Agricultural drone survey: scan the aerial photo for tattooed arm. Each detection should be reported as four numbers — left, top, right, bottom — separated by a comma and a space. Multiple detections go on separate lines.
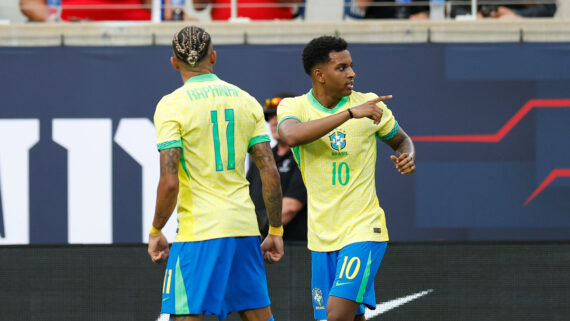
249, 142, 284, 263
250, 142, 282, 228
148, 148, 180, 264
153, 148, 180, 228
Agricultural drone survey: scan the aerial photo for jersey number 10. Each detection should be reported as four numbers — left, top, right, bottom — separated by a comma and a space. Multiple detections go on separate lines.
332, 161, 350, 186
211, 109, 235, 172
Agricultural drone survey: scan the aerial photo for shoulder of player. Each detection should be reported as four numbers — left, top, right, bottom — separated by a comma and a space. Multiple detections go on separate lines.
217, 80, 261, 103
349, 90, 375, 100
216, 79, 244, 94
156, 89, 185, 109
278, 95, 305, 109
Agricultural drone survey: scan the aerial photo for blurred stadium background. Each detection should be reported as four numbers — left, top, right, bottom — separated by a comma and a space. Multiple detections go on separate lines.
0, 1, 569, 320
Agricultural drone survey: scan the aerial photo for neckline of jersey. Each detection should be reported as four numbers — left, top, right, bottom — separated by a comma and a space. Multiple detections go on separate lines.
307, 89, 349, 114
185, 73, 219, 84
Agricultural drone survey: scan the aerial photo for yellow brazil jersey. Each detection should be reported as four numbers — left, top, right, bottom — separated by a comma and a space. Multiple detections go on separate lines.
154, 73, 270, 242
277, 89, 398, 252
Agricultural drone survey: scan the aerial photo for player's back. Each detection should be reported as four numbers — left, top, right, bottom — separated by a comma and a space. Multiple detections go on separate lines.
154, 74, 270, 242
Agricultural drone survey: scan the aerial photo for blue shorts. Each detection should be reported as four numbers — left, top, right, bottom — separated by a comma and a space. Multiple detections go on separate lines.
161, 236, 270, 320
311, 241, 388, 320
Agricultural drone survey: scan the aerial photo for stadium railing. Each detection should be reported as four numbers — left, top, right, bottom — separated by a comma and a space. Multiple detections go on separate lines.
0, 19, 569, 47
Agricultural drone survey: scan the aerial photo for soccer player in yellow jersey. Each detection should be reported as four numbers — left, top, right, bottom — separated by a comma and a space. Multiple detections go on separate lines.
147, 26, 284, 321
277, 36, 416, 321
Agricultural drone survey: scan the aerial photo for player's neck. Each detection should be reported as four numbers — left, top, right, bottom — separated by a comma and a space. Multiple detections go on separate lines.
180, 66, 214, 83
312, 86, 342, 109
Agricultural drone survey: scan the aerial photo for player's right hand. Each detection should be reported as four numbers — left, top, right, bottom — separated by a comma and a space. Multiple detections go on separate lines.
148, 233, 170, 264
261, 234, 284, 263
350, 95, 392, 125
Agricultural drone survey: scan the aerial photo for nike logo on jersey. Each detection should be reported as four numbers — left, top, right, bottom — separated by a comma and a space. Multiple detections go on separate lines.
335, 281, 352, 286
364, 289, 433, 319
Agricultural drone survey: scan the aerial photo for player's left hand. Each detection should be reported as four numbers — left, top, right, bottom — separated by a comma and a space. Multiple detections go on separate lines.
260, 234, 284, 263
390, 153, 416, 175
148, 233, 170, 264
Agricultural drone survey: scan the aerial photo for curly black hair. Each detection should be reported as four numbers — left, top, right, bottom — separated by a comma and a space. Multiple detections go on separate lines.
302, 36, 348, 75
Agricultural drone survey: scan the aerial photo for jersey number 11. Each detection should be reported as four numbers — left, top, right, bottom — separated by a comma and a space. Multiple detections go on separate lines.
211, 109, 235, 171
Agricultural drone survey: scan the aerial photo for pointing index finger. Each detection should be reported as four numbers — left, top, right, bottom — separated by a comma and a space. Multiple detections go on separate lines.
371, 95, 393, 103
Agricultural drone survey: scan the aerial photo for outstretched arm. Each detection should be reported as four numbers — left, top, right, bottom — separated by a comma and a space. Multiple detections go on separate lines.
249, 142, 284, 263
384, 126, 416, 175
148, 148, 180, 264
278, 96, 392, 147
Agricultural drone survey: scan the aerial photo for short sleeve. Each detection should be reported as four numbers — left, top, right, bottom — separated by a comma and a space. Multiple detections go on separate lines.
366, 93, 398, 141
276, 97, 302, 136
154, 96, 182, 151
248, 96, 271, 150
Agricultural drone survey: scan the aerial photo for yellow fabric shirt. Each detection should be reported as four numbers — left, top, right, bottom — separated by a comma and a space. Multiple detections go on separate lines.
277, 90, 398, 252
154, 73, 270, 242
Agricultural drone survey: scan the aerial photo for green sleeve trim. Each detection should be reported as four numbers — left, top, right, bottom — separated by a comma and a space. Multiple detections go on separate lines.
356, 251, 373, 303
248, 134, 271, 150
378, 120, 399, 141
157, 139, 182, 151
277, 115, 302, 136
157, 140, 188, 178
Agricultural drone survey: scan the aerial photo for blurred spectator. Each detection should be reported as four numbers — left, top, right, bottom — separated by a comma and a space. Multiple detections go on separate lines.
347, 0, 429, 20
20, 0, 151, 22
193, 0, 303, 20
163, 0, 198, 21
247, 93, 307, 241
452, 2, 557, 18
349, 0, 556, 20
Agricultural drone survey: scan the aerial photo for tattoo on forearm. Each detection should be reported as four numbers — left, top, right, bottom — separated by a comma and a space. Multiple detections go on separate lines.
250, 142, 283, 226
160, 148, 181, 176
250, 142, 273, 171
263, 180, 283, 227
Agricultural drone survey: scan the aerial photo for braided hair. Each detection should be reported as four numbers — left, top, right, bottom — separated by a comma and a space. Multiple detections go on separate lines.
172, 26, 211, 67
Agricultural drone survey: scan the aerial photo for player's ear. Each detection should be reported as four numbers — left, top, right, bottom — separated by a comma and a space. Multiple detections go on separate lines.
210, 50, 217, 65
313, 68, 325, 84
170, 56, 180, 70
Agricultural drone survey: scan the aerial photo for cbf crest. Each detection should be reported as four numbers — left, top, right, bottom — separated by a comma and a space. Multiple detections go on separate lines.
329, 129, 347, 151
312, 288, 324, 307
